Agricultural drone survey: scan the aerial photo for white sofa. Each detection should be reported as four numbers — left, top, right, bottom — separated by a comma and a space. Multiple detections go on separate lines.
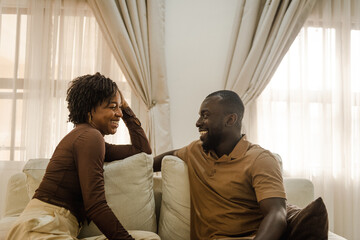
0, 154, 346, 240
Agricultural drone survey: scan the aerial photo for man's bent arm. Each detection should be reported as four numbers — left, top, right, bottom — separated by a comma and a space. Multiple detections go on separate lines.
153, 150, 177, 172
254, 197, 287, 240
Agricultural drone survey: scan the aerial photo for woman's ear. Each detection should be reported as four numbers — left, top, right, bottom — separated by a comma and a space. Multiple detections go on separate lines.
88, 112, 92, 123
225, 113, 238, 127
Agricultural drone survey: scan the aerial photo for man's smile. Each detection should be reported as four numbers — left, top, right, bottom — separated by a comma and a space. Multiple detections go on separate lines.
199, 129, 208, 141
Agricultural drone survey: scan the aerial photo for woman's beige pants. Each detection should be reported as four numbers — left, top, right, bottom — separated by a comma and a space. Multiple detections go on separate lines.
6, 199, 160, 240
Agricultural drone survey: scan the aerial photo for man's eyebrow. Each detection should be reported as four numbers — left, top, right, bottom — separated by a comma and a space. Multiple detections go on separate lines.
200, 109, 210, 114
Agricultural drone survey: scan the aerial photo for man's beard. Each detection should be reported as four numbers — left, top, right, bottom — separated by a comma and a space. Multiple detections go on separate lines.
201, 133, 221, 152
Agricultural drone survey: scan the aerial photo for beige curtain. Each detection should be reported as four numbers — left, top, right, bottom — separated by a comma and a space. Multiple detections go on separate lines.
87, 0, 172, 155
224, 0, 316, 137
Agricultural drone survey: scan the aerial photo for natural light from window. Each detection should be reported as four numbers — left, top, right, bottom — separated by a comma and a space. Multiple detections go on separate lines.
256, 26, 360, 180
0, 12, 27, 161
351, 29, 360, 179
0, 5, 132, 161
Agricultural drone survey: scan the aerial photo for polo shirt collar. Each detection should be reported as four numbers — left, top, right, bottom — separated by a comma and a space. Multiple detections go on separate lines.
229, 134, 249, 160
210, 135, 249, 162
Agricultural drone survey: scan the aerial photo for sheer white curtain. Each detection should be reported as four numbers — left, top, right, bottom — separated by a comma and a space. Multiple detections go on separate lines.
0, 0, 131, 218
253, 0, 360, 239
22, 0, 132, 160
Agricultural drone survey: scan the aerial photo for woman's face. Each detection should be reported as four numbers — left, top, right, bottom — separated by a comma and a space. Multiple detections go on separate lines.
89, 91, 123, 135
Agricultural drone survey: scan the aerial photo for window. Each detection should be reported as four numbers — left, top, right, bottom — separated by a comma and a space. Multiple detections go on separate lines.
256, 25, 360, 176
0, 7, 27, 161
0, 1, 131, 161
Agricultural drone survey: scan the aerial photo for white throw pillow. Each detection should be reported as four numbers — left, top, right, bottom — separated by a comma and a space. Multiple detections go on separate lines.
79, 153, 157, 237
22, 153, 157, 238
158, 156, 190, 240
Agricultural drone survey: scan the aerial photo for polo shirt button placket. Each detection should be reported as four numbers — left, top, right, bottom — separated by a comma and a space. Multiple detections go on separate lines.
211, 162, 217, 176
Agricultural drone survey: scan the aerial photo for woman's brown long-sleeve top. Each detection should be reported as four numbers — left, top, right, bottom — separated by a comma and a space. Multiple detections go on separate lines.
33, 107, 151, 240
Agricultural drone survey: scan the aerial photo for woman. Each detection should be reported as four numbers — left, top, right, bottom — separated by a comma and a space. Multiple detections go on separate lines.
7, 73, 153, 240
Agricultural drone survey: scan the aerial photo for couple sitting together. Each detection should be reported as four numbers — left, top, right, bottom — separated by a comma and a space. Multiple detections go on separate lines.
6, 73, 287, 240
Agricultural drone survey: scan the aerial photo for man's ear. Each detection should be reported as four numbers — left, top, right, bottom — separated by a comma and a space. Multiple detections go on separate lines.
225, 113, 238, 127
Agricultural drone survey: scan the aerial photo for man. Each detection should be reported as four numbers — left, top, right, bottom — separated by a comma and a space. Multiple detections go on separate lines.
153, 90, 287, 240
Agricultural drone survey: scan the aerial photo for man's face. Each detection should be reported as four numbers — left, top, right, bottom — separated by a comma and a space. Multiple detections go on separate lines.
196, 95, 226, 152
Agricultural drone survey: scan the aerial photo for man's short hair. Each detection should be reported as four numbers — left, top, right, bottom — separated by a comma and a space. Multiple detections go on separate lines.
206, 90, 245, 121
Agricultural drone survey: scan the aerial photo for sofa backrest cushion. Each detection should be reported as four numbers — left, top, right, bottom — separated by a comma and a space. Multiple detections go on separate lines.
283, 177, 314, 208
22, 153, 157, 238
158, 156, 190, 240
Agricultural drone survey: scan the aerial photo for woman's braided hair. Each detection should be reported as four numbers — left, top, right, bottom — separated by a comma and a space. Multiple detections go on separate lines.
66, 72, 119, 124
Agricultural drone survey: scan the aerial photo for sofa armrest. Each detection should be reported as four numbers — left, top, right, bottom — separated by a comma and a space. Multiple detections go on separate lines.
3, 172, 30, 218
283, 177, 314, 208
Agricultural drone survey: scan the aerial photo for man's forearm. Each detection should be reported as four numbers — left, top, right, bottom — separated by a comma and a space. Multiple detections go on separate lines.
153, 150, 177, 172
254, 209, 287, 240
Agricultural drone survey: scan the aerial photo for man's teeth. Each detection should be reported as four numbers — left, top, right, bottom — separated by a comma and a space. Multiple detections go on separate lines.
200, 131, 207, 136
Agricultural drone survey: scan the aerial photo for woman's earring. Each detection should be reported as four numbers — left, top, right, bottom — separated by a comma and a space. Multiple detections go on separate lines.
88, 113, 92, 123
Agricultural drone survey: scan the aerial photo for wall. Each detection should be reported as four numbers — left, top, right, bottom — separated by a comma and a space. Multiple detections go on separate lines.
165, 0, 239, 149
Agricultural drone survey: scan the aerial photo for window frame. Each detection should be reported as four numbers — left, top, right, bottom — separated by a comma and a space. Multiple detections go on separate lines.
0, 7, 27, 161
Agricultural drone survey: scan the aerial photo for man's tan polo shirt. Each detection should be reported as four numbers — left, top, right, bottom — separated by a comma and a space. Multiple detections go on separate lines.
175, 136, 286, 240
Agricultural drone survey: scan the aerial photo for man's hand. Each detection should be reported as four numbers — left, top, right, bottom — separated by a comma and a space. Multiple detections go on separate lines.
153, 150, 177, 172
254, 197, 287, 240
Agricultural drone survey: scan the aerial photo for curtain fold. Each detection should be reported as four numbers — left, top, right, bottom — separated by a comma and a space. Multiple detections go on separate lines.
87, 0, 172, 155
223, 0, 316, 104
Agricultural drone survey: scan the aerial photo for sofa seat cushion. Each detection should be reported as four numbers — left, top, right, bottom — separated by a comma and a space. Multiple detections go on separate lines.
81, 230, 160, 240
21, 153, 157, 238
328, 231, 347, 240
